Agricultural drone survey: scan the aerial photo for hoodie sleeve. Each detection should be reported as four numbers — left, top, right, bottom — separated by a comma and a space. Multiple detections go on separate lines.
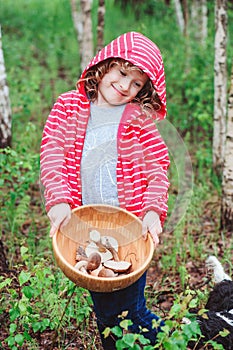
40, 94, 76, 212
139, 117, 170, 225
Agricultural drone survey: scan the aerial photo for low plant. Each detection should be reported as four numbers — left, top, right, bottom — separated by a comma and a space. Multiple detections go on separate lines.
103, 288, 229, 350
0, 246, 93, 349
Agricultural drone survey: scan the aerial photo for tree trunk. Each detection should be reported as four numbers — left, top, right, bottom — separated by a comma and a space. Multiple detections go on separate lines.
0, 26, 12, 148
96, 0, 105, 52
70, 0, 93, 72
173, 0, 185, 35
80, 0, 93, 70
201, 0, 208, 45
70, 0, 83, 53
212, 0, 228, 174
220, 64, 233, 232
182, 0, 189, 37
191, 0, 208, 45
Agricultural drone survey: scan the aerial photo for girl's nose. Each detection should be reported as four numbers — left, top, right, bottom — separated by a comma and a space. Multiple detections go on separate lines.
120, 78, 130, 91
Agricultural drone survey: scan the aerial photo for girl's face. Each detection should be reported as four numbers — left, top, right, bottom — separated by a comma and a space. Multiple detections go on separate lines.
95, 64, 148, 107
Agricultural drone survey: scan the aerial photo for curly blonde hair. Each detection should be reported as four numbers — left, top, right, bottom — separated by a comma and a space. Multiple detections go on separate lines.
77, 58, 161, 115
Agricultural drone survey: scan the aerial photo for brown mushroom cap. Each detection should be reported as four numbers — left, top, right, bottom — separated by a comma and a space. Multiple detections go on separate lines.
86, 252, 101, 271
98, 267, 118, 278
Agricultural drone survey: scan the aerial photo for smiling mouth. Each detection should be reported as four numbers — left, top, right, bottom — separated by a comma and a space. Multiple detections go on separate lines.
112, 84, 126, 96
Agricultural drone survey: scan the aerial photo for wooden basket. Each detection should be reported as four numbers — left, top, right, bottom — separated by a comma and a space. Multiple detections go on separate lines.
52, 205, 154, 292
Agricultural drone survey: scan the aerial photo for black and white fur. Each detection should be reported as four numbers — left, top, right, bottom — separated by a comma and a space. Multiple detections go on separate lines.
192, 256, 233, 349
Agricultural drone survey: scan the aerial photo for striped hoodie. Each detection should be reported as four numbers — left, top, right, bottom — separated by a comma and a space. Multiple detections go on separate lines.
40, 32, 170, 224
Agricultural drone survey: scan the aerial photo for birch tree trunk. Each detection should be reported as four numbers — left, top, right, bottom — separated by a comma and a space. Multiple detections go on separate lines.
221, 64, 233, 232
96, 0, 105, 52
173, 0, 185, 35
80, 0, 93, 70
70, 0, 83, 54
201, 0, 208, 45
0, 26, 12, 148
70, 0, 93, 72
213, 0, 227, 174
191, 0, 208, 45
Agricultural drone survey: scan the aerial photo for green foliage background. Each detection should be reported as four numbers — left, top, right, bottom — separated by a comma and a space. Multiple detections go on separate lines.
0, 0, 233, 349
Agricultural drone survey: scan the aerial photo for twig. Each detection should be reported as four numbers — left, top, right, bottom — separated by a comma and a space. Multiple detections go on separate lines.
50, 285, 77, 349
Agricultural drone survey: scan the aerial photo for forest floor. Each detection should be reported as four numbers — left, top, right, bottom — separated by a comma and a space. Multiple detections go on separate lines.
0, 186, 232, 350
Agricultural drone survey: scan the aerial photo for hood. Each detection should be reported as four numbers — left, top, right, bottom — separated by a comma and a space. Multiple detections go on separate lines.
81, 32, 167, 120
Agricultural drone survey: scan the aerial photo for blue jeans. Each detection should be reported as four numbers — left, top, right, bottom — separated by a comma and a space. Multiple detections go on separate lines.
90, 271, 164, 349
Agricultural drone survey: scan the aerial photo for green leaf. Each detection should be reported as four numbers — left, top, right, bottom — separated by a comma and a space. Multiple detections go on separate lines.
122, 333, 136, 347
32, 322, 41, 333
23, 331, 32, 341
15, 333, 24, 346
42, 318, 50, 328
22, 286, 34, 299
119, 319, 133, 330
138, 334, 151, 345
0, 277, 12, 290
209, 340, 225, 349
102, 327, 112, 339
170, 303, 181, 315
20, 246, 28, 257
116, 339, 127, 349
219, 329, 230, 337
9, 323, 17, 334
189, 298, 198, 308
18, 271, 31, 286
111, 325, 123, 338
9, 307, 20, 322
182, 321, 201, 339
130, 344, 140, 350
6, 335, 15, 347
18, 300, 27, 314
161, 324, 171, 335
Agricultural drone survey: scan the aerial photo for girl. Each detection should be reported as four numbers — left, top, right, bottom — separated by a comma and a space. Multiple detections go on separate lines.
40, 31, 170, 349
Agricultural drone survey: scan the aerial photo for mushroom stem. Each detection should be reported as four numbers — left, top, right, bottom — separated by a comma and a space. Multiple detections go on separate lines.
74, 260, 88, 274
104, 237, 120, 261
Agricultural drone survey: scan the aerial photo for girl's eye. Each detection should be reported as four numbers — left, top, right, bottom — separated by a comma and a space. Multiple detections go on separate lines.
134, 82, 142, 88
120, 70, 126, 76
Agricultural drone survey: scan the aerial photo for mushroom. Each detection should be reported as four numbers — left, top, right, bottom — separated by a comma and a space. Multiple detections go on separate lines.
103, 260, 132, 273
76, 254, 88, 262
86, 252, 101, 271
85, 242, 112, 263
76, 245, 88, 261
103, 237, 120, 261
85, 234, 119, 263
98, 267, 118, 278
74, 260, 88, 274
89, 230, 107, 252
90, 265, 103, 276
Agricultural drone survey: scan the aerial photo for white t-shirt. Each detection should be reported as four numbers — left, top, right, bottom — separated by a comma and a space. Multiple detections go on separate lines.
81, 103, 125, 206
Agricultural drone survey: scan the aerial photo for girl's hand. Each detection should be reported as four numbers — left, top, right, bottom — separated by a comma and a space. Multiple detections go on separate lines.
142, 210, 162, 247
47, 203, 71, 237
